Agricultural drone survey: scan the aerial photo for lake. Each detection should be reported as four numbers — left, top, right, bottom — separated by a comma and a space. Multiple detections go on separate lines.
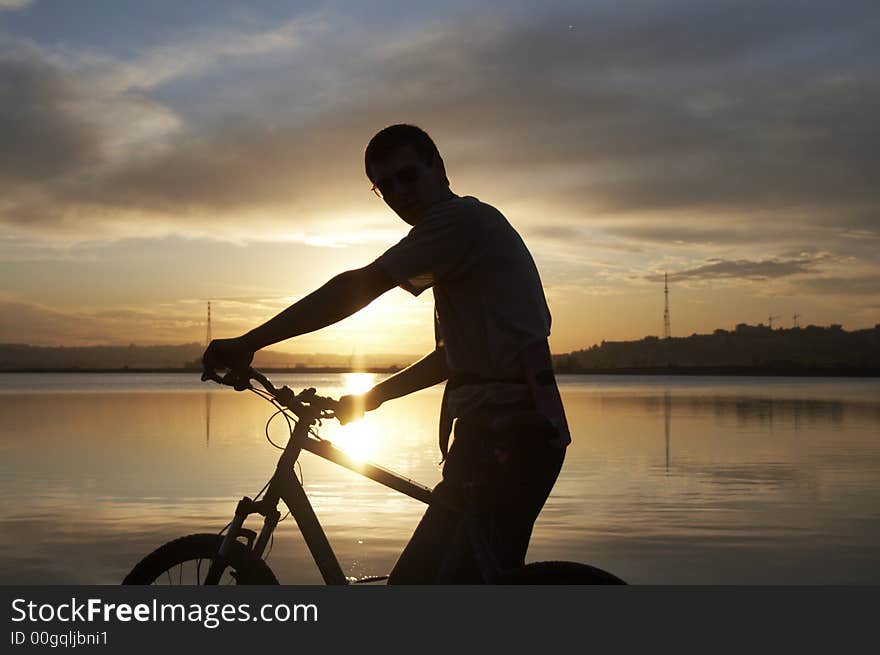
1, 373, 878, 584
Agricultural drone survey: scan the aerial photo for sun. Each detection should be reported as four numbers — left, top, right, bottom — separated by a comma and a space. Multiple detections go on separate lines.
341, 372, 376, 396
331, 372, 380, 461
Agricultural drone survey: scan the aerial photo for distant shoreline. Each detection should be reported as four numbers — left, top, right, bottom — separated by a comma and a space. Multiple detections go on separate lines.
1, 366, 877, 377
0, 367, 399, 375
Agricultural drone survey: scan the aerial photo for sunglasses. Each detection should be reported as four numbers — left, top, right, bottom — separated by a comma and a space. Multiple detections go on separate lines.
370, 165, 422, 199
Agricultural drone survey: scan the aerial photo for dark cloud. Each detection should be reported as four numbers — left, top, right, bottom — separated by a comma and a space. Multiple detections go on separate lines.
0, 44, 102, 185
1, 1, 878, 243
339, 2, 880, 218
92, 121, 367, 214
0, 39, 377, 231
528, 225, 585, 240
798, 275, 880, 296
652, 257, 819, 282
817, 207, 880, 235
526, 224, 647, 253
606, 224, 788, 246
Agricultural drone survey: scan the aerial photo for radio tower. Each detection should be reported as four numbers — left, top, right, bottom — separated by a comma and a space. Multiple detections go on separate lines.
206, 301, 212, 346
663, 272, 671, 339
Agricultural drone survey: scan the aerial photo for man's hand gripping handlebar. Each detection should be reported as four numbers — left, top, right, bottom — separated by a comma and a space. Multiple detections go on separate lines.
201, 364, 337, 422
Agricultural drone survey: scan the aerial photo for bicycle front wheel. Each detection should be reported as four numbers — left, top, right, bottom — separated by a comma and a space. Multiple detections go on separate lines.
122, 533, 279, 585
498, 561, 626, 584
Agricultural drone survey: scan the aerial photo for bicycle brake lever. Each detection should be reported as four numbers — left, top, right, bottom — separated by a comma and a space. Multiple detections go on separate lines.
232, 378, 251, 392
200, 367, 250, 390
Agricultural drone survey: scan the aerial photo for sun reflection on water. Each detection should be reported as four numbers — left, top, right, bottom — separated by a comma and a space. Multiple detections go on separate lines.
332, 419, 381, 462
331, 372, 380, 461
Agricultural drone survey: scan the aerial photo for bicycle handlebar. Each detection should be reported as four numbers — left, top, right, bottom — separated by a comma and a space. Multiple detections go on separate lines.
201, 366, 338, 421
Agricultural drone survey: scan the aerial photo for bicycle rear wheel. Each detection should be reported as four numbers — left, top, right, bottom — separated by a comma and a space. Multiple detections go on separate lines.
498, 561, 626, 584
122, 533, 279, 585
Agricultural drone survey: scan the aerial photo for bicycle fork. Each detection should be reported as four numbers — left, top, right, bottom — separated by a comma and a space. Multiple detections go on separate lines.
203, 496, 260, 585
204, 420, 348, 585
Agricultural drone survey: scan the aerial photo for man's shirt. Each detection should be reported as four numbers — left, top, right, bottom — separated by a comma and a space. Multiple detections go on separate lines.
374, 194, 552, 414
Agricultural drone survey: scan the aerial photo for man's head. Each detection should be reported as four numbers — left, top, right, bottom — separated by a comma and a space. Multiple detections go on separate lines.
365, 124, 451, 225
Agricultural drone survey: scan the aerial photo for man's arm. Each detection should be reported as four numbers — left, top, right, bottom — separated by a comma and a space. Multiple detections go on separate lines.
244, 262, 397, 350
335, 348, 449, 424
202, 262, 397, 373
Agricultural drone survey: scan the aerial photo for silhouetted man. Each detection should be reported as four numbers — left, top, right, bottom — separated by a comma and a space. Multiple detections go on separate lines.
202, 124, 570, 583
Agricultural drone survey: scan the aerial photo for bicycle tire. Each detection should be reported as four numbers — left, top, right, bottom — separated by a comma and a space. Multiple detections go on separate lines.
498, 561, 626, 585
122, 533, 280, 585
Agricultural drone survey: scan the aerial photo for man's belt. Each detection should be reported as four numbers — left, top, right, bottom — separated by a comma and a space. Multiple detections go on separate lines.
438, 339, 571, 462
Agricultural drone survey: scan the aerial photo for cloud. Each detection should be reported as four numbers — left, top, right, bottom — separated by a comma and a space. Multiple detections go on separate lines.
605, 222, 793, 246
80, 14, 326, 94
0, 1, 878, 249
0, 39, 181, 194
798, 275, 880, 296
0, 296, 256, 346
0, 43, 103, 184
0, 0, 31, 12
0, 296, 205, 346
528, 225, 585, 241
0, 35, 379, 239
652, 257, 820, 282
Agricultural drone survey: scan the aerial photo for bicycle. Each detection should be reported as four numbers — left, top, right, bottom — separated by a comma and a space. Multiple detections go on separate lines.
123, 368, 626, 585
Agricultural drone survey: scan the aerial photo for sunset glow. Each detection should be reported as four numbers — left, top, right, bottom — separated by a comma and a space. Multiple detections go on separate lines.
342, 373, 378, 396
0, 1, 877, 356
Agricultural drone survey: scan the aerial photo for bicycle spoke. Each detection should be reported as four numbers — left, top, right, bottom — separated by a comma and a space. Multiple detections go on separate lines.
154, 561, 220, 585
152, 559, 239, 585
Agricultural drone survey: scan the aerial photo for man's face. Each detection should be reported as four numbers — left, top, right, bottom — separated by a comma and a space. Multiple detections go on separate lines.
369, 144, 449, 226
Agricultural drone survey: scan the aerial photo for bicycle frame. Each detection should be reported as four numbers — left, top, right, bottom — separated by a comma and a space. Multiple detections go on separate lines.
205, 404, 439, 585
198, 369, 505, 585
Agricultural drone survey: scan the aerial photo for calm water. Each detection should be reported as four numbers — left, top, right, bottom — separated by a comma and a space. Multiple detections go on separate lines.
1, 373, 879, 584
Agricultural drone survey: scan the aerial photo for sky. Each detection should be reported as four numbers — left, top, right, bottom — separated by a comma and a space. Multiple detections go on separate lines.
1, 0, 878, 356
